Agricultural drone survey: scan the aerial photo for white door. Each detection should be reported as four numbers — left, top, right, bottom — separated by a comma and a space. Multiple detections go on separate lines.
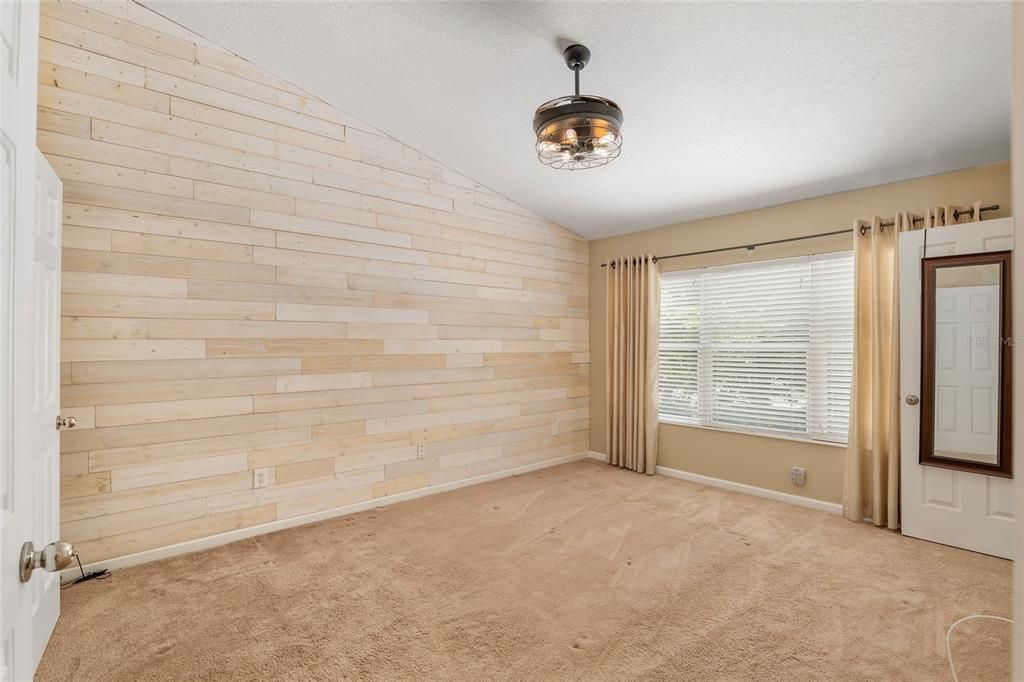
900, 217, 1015, 559
1, 1, 66, 679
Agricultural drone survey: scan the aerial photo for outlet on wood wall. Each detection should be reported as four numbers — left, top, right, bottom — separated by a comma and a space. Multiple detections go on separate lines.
41, 0, 590, 563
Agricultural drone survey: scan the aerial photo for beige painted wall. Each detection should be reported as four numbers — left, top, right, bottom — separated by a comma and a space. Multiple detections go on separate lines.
43, 0, 588, 563
590, 163, 1011, 504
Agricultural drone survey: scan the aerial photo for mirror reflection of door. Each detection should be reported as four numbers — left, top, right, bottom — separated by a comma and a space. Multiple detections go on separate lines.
921, 251, 1012, 477
934, 263, 1000, 464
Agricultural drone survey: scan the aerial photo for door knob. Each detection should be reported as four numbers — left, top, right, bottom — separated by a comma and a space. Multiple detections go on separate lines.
56, 415, 76, 430
905, 395, 920, 406
20, 541, 75, 583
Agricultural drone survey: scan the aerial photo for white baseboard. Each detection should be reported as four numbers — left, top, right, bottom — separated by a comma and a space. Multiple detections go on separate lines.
62, 452, 592, 579
587, 451, 840, 515
655, 464, 842, 515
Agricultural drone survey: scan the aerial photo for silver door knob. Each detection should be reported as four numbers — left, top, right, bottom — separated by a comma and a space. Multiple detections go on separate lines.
905, 395, 920, 406
20, 541, 75, 583
56, 415, 76, 430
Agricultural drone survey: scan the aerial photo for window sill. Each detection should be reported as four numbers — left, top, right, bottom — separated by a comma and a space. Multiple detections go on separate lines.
657, 418, 847, 449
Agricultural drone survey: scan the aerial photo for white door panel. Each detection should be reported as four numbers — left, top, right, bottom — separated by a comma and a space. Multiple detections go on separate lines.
1, 1, 64, 679
933, 285, 999, 462
900, 217, 1016, 559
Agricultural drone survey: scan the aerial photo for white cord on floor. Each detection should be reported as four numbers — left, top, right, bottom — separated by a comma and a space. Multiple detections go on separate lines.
946, 614, 1014, 682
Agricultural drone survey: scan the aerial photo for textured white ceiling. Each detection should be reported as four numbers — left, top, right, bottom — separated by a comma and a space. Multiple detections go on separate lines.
145, 1, 1011, 239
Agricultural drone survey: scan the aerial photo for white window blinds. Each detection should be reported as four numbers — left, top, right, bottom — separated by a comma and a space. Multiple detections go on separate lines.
658, 251, 854, 443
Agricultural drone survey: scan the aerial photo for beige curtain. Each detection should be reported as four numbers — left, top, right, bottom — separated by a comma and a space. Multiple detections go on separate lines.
606, 255, 660, 474
844, 202, 984, 528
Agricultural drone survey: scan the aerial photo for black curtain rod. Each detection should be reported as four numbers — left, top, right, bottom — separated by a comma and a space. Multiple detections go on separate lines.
600, 204, 1000, 268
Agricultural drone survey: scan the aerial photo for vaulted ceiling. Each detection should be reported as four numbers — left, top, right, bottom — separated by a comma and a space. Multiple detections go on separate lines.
145, 1, 1011, 239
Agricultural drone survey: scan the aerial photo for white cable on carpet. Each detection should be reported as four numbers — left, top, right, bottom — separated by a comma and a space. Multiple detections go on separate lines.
946, 614, 1014, 682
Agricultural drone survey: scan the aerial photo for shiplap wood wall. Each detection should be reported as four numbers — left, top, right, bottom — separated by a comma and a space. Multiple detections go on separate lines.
40, 0, 589, 563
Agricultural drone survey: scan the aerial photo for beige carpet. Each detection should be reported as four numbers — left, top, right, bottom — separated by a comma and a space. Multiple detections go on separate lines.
37, 460, 1011, 681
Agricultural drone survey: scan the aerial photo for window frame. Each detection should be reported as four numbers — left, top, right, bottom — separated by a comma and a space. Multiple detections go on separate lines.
657, 250, 854, 446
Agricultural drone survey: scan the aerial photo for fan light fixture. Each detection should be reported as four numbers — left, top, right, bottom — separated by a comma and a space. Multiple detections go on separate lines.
533, 44, 623, 171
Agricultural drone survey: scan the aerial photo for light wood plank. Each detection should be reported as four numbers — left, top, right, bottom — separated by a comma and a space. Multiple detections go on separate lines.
205, 338, 381, 358
187, 279, 371, 307
89, 426, 312, 472
62, 271, 187, 298
277, 303, 427, 325
60, 413, 276, 454
145, 69, 344, 139
62, 224, 112, 251
110, 452, 249, 490
41, 0, 197, 61
71, 504, 276, 563
275, 372, 372, 393
274, 458, 334, 485
70, 357, 300, 384
39, 36, 144, 85
60, 471, 251, 523
95, 395, 254, 427
63, 203, 274, 246
63, 180, 249, 224
38, 105, 91, 137
63, 247, 275, 283
147, 319, 348, 339
62, 339, 204, 362
62, 293, 275, 320
62, 375, 276, 408
39, 60, 170, 113
276, 484, 372, 520
90, 118, 299, 180
39, 129, 171, 172
62, 472, 111, 499
62, 499, 207, 544
110, 231, 253, 263
62, 316, 146, 339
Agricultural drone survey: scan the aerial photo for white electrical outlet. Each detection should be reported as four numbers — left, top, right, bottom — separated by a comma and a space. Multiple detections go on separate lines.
790, 466, 806, 486
417, 443, 425, 459
253, 468, 270, 489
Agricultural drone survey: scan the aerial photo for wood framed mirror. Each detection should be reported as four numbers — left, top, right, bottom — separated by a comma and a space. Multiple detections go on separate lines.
920, 251, 1012, 477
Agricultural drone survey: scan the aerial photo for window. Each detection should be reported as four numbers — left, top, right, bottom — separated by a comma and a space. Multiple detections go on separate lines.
658, 251, 854, 444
